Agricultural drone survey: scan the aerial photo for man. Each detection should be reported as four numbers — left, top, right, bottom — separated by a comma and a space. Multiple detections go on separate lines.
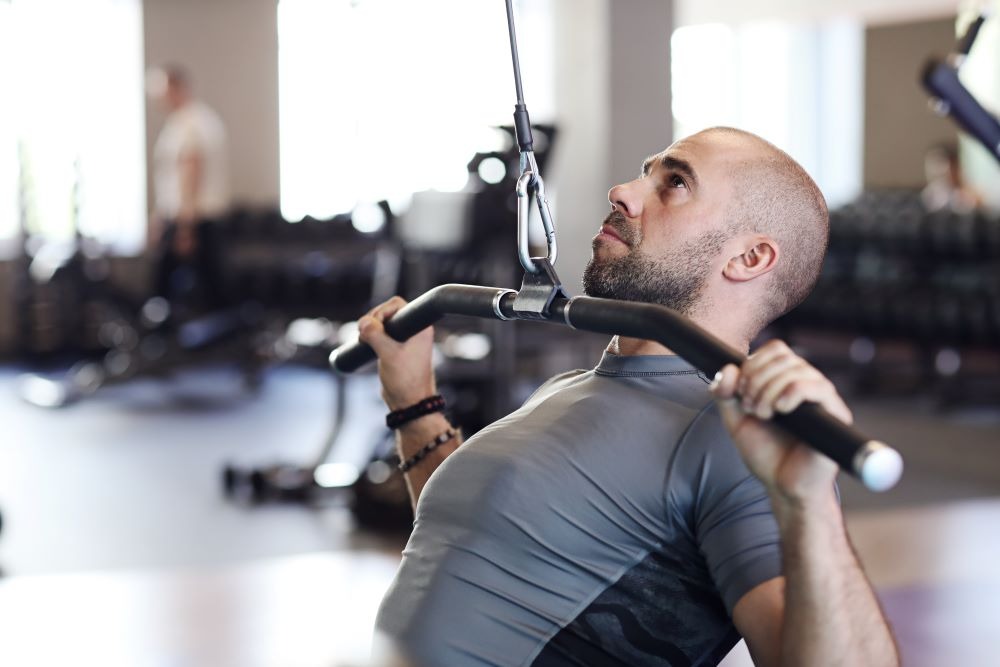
150, 65, 230, 308
360, 127, 899, 666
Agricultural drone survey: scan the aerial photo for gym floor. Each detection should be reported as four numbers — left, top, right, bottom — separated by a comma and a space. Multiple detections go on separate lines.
0, 362, 998, 666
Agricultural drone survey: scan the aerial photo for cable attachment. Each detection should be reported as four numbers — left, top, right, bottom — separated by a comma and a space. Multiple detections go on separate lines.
505, 0, 558, 275
515, 151, 558, 274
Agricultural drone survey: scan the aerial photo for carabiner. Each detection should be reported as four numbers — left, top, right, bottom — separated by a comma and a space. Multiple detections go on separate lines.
515, 152, 558, 274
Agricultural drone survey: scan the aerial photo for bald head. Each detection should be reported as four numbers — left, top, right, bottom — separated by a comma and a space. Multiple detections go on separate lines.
696, 127, 829, 331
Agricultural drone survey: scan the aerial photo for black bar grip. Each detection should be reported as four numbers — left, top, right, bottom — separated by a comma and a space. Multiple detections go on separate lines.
771, 402, 898, 492
329, 285, 516, 373
329, 287, 902, 491
557, 297, 743, 371
922, 58, 1000, 164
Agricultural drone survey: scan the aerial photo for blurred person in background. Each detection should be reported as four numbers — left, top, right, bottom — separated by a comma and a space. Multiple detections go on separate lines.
921, 142, 982, 213
148, 64, 230, 309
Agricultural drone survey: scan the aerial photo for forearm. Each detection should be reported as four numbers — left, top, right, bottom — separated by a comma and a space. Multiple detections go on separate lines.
774, 492, 899, 666
395, 412, 463, 511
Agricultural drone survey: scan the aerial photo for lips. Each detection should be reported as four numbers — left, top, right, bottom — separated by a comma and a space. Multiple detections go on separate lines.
597, 210, 633, 247
598, 223, 629, 246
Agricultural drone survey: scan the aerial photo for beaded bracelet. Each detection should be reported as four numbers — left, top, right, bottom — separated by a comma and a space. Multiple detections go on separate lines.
386, 394, 446, 430
398, 429, 458, 473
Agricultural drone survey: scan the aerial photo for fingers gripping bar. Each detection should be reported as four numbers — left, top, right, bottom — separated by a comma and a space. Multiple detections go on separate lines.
329, 285, 903, 492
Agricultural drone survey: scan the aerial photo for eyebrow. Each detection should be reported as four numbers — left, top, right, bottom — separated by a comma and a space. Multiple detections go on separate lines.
641, 155, 699, 188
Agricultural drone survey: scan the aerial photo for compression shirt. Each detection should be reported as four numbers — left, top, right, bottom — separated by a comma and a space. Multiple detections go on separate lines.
376, 351, 782, 666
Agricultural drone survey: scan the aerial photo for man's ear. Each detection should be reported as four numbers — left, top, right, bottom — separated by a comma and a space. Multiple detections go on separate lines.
723, 237, 779, 282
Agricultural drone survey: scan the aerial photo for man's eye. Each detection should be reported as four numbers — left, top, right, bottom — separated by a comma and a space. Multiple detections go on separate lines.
669, 174, 686, 188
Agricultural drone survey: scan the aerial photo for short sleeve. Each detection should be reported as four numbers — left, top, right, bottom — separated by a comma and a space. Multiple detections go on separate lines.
675, 403, 783, 615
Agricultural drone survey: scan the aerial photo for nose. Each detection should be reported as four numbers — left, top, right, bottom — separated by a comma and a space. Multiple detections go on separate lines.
608, 179, 643, 219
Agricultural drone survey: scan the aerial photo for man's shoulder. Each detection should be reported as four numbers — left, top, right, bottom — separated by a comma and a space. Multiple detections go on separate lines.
669, 400, 762, 505
678, 400, 738, 458
522, 368, 590, 403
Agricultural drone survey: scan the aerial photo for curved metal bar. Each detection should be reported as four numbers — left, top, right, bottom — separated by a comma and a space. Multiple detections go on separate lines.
329, 284, 903, 492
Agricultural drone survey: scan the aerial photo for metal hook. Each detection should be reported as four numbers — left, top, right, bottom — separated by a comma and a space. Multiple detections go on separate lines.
515, 152, 558, 274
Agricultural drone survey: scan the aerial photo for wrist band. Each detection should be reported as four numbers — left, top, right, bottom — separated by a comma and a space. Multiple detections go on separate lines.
398, 429, 458, 473
386, 394, 446, 430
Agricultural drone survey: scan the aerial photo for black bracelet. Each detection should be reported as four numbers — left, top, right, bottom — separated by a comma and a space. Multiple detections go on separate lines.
386, 394, 446, 430
398, 429, 458, 473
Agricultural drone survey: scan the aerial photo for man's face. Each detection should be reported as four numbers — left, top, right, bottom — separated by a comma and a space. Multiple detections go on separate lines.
583, 133, 744, 315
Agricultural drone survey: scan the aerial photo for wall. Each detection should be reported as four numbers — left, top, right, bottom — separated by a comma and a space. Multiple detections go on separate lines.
0, 0, 674, 355
608, 0, 673, 187
863, 17, 958, 189
140, 0, 670, 299
550, 0, 672, 295
143, 0, 280, 211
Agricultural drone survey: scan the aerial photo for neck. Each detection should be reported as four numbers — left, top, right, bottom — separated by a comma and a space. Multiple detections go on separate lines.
170, 96, 192, 112
606, 310, 752, 357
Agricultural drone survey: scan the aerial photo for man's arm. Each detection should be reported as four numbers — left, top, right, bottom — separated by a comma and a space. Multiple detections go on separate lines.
173, 148, 203, 257
358, 297, 463, 510
177, 148, 203, 224
711, 340, 899, 667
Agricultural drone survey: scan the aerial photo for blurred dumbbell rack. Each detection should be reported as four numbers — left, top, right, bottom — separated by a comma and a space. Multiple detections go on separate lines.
773, 190, 1000, 406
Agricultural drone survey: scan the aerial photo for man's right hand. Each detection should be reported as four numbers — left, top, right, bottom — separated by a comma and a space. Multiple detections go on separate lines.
357, 296, 437, 410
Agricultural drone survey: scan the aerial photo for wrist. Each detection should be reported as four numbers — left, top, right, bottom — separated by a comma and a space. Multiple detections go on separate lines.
386, 394, 445, 430
770, 486, 842, 531
384, 385, 437, 412
395, 414, 459, 461
397, 411, 451, 435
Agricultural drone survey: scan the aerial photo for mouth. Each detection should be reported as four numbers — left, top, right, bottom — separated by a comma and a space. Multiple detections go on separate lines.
595, 209, 635, 247
597, 223, 628, 246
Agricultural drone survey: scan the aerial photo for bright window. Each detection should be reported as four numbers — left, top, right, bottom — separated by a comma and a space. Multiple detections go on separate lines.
671, 20, 865, 208
0, 1, 17, 246
2, 0, 146, 255
277, 0, 554, 221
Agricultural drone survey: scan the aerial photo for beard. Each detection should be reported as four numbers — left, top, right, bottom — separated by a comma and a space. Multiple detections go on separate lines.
582, 213, 726, 316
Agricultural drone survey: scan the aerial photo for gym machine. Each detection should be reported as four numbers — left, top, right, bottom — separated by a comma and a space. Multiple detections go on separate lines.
923, 13, 1000, 165
17, 204, 401, 408
329, 0, 905, 493
219, 131, 561, 515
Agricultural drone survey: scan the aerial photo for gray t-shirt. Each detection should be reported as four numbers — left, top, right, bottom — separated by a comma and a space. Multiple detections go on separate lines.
377, 352, 782, 666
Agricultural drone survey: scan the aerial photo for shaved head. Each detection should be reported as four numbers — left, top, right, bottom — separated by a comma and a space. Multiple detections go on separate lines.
589, 126, 829, 344
697, 127, 829, 331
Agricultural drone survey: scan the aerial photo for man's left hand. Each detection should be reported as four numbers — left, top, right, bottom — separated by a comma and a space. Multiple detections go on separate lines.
709, 340, 850, 505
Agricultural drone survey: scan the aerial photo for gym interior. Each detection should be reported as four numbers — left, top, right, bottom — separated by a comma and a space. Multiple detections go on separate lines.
1, 0, 999, 665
